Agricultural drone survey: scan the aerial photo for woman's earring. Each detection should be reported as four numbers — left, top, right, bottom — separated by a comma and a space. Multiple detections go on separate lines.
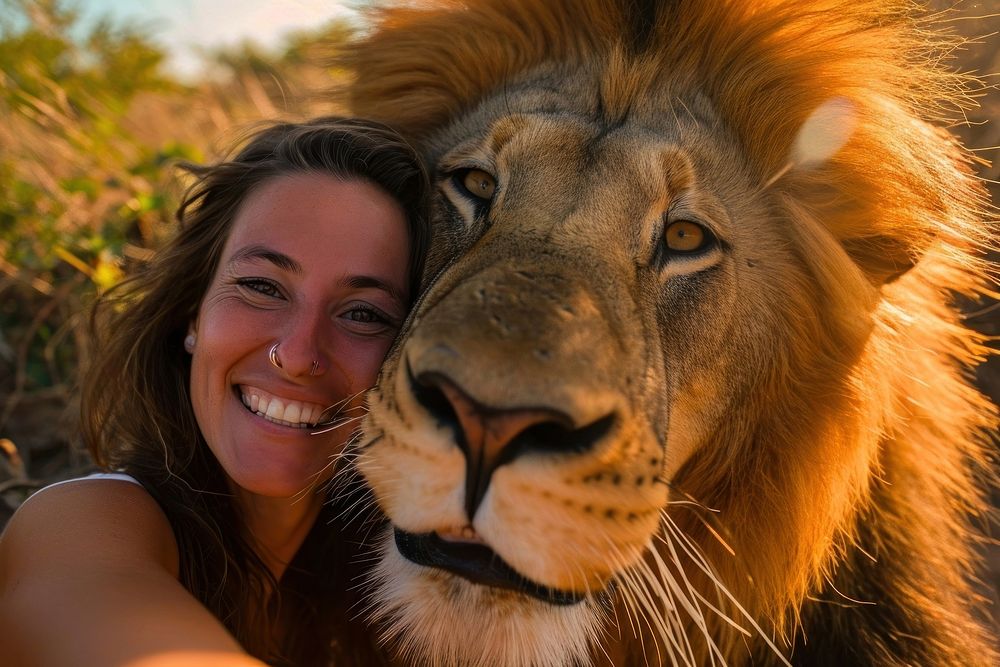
184, 334, 196, 353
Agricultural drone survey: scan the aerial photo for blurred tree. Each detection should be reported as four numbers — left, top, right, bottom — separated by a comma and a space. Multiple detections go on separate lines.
0, 0, 171, 117
0, 0, 184, 453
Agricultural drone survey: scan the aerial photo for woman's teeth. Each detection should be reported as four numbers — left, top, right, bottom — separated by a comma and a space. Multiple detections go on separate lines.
239, 386, 327, 428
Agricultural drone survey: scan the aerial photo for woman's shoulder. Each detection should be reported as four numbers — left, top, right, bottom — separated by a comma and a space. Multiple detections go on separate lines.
0, 470, 179, 578
0, 478, 266, 665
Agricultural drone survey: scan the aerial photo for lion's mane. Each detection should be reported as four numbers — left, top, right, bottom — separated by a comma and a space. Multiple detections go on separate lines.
338, 1, 997, 664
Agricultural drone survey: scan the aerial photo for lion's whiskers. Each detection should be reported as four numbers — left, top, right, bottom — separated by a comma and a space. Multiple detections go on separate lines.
645, 533, 721, 665
596, 512, 744, 667
659, 514, 733, 621
313, 388, 369, 423
331, 482, 381, 525
615, 562, 666, 665
625, 551, 691, 665
309, 412, 367, 436
289, 426, 370, 504
659, 512, 793, 667
291, 440, 356, 505
602, 536, 676, 666
281, 392, 372, 503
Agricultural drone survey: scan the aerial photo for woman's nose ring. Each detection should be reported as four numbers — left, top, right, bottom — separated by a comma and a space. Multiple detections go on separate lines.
269, 343, 319, 375
268, 342, 282, 369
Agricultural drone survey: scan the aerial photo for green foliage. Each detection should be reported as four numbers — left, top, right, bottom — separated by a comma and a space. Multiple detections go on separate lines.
0, 0, 170, 115
0, 0, 187, 397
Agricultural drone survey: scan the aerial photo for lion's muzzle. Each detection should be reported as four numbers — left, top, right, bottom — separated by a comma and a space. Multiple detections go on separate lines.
362, 253, 668, 594
409, 366, 617, 520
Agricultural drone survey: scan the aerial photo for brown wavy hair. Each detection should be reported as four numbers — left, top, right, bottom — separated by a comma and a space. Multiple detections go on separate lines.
81, 116, 430, 665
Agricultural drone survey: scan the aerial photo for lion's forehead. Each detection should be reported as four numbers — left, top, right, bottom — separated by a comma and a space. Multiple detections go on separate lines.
431, 75, 748, 199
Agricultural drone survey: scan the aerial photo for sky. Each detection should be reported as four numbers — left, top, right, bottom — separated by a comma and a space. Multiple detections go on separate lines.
75, 0, 356, 78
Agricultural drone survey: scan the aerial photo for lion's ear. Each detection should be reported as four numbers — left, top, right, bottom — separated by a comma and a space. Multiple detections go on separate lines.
775, 99, 981, 288
764, 98, 857, 189
769, 99, 920, 285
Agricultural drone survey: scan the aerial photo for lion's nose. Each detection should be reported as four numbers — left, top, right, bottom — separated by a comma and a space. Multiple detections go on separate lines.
412, 371, 615, 519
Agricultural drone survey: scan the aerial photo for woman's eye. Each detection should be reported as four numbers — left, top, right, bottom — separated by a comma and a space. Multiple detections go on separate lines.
664, 220, 713, 253
457, 168, 497, 200
342, 305, 395, 329
347, 308, 381, 323
237, 278, 282, 298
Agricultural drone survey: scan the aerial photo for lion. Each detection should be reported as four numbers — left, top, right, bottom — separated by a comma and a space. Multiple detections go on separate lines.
330, 0, 999, 665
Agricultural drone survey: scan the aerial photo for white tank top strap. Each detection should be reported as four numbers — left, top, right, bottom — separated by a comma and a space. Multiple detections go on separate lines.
43, 471, 143, 489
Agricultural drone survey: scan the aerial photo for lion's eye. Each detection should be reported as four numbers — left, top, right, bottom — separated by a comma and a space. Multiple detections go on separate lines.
460, 169, 497, 200
664, 220, 711, 253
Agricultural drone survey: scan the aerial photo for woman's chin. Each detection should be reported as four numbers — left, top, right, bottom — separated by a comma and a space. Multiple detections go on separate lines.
214, 416, 340, 499
225, 460, 334, 501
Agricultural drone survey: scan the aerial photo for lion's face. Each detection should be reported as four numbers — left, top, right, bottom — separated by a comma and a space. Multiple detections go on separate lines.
338, 1, 998, 664
356, 73, 832, 666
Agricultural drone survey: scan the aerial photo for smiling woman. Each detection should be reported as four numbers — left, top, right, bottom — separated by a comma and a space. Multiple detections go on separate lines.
189, 174, 410, 504
0, 117, 429, 667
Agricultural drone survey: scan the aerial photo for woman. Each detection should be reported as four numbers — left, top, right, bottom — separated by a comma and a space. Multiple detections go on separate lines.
0, 117, 430, 666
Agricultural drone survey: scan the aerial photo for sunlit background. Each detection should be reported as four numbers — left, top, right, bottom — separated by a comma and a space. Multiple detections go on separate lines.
73, 0, 355, 79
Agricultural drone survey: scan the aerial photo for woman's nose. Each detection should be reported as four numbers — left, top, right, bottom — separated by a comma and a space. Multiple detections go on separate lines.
271, 311, 330, 378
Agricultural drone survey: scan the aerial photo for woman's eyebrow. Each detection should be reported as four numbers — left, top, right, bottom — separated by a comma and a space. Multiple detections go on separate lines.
227, 248, 404, 299
228, 244, 301, 273
349, 275, 405, 301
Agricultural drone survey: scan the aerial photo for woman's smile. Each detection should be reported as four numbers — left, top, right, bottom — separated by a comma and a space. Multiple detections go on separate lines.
237, 385, 329, 429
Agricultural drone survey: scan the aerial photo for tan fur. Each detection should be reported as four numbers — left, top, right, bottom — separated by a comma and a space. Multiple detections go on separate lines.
338, 1, 997, 664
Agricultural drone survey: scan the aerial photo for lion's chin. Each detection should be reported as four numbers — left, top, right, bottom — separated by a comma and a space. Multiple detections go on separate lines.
393, 528, 588, 606
366, 527, 603, 667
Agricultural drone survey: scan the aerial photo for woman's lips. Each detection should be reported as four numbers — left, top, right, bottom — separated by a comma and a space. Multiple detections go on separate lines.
238, 384, 330, 428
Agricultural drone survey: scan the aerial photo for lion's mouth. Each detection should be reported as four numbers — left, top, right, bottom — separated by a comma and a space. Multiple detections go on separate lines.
393, 528, 585, 606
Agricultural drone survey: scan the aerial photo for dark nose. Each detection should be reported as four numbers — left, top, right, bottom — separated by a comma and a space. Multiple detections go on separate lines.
411, 369, 615, 519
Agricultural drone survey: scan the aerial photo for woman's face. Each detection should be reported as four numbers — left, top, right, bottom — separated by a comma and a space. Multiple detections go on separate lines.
188, 173, 411, 498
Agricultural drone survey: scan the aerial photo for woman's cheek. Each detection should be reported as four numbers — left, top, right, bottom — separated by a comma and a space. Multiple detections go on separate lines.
333, 336, 395, 392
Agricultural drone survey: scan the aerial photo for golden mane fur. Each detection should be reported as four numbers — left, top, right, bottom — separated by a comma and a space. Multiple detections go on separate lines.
336, 1, 997, 664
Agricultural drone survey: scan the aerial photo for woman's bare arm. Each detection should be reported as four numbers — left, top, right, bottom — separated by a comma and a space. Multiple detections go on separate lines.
0, 479, 267, 667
